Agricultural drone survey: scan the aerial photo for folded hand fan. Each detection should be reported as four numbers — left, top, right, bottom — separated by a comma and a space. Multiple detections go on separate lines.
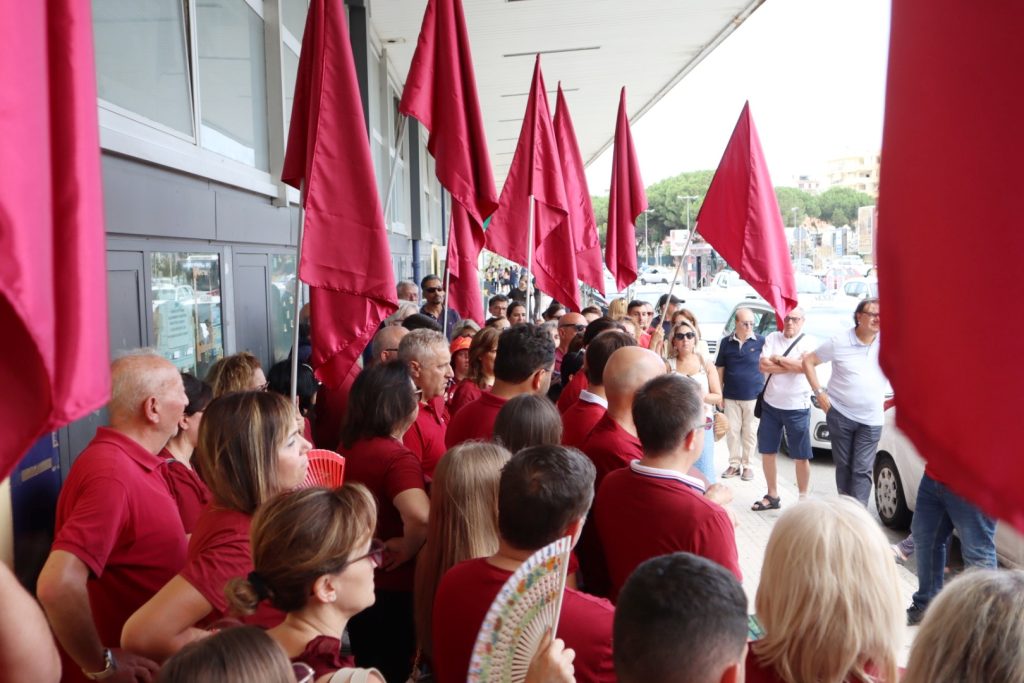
299, 449, 346, 488
468, 536, 573, 683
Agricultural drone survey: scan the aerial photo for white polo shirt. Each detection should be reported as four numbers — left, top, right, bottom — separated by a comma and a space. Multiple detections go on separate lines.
761, 331, 817, 410
814, 328, 887, 426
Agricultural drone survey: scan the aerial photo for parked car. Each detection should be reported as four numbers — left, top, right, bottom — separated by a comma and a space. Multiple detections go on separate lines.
837, 276, 879, 303
874, 406, 1024, 568
639, 265, 683, 285
721, 300, 869, 451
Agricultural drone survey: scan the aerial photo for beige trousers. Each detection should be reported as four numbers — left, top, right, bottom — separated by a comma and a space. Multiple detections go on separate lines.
724, 398, 758, 469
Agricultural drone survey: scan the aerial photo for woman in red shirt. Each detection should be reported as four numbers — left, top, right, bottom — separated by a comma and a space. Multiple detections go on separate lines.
447, 327, 499, 416
339, 361, 430, 683
160, 373, 212, 534
227, 484, 385, 683
746, 497, 903, 683
122, 391, 311, 661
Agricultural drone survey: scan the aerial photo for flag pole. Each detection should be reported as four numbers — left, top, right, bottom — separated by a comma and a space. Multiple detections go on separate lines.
526, 194, 536, 321
382, 115, 409, 219
289, 190, 308, 402
442, 207, 454, 335
655, 223, 697, 352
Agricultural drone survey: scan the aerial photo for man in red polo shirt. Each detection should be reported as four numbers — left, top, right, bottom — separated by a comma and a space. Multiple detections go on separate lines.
562, 330, 635, 450
36, 352, 189, 682
445, 323, 555, 447
580, 346, 665, 490
432, 445, 615, 683
399, 328, 453, 479
595, 374, 742, 602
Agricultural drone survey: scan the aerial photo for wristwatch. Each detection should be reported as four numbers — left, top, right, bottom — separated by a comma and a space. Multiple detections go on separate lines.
815, 387, 827, 395
83, 648, 117, 680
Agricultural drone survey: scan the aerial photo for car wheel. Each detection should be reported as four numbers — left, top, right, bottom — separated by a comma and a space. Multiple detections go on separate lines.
874, 452, 912, 530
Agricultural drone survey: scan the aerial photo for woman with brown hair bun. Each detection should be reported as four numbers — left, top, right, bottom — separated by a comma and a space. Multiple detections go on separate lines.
447, 327, 499, 416
413, 442, 511, 671
161, 372, 212, 534
122, 391, 311, 662
226, 485, 385, 683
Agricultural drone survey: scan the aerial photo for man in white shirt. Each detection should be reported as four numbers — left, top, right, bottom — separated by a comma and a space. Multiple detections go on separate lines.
752, 307, 817, 510
802, 298, 886, 506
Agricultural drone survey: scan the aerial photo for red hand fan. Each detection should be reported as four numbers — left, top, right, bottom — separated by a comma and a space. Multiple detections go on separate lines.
300, 449, 346, 488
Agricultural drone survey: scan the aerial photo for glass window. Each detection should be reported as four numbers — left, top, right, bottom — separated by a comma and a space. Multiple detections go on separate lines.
283, 48, 299, 138
197, 0, 270, 170
151, 253, 224, 378
93, 0, 194, 136
281, 0, 308, 42
270, 254, 299, 364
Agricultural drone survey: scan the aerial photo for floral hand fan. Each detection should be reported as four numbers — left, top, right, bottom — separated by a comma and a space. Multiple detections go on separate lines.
467, 536, 573, 683
299, 449, 346, 488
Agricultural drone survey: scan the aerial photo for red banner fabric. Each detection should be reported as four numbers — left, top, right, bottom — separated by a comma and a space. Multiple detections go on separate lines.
878, 2, 1024, 532
696, 102, 796, 329
282, 0, 397, 388
399, 0, 498, 227
486, 57, 580, 311
605, 88, 646, 293
447, 205, 486, 324
0, 0, 110, 480
554, 85, 604, 296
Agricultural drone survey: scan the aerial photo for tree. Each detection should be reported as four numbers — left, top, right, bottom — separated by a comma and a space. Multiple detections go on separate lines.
592, 195, 609, 244
817, 186, 873, 226
774, 187, 820, 225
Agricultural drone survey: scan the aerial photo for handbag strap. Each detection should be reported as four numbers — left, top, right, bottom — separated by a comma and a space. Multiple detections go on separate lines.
760, 333, 805, 393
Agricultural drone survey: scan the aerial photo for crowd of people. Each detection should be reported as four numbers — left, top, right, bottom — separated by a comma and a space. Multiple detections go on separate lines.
4, 276, 1021, 683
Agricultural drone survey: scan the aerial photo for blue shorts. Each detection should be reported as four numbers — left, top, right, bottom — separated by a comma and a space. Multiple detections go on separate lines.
757, 402, 813, 460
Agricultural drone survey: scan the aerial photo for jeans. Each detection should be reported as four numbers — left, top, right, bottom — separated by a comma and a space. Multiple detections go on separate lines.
826, 407, 882, 506
694, 422, 717, 483
911, 473, 997, 611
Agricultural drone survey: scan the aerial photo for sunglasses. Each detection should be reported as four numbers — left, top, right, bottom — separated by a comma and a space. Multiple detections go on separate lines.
559, 323, 586, 332
738, 321, 755, 327
424, 286, 444, 294
674, 332, 696, 340
783, 316, 803, 323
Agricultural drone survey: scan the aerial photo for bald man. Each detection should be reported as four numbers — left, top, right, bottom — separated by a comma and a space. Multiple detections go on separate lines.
370, 325, 409, 366
37, 352, 188, 683
554, 312, 587, 375
580, 347, 666, 491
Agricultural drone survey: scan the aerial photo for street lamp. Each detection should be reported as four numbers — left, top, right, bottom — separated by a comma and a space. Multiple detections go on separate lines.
678, 195, 698, 232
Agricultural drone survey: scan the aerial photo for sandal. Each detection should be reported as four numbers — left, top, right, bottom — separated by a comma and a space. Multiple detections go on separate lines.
751, 494, 781, 511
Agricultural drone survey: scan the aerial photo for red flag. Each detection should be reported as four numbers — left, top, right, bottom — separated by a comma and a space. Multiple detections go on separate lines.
446, 205, 485, 323
399, 0, 498, 227
0, 0, 110, 480
878, 4, 1024, 532
605, 88, 647, 292
283, 0, 397, 388
554, 84, 604, 295
697, 102, 796, 328
486, 57, 580, 310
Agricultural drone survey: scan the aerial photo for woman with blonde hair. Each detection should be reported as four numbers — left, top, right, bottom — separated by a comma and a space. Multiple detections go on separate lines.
903, 568, 1024, 683
226, 485, 385, 683
607, 297, 628, 321
413, 442, 512, 670
448, 327, 500, 416
747, 497, 903, 683
206, 351, 267, 397
670, 319, 721, 482
123, 391, 311, 661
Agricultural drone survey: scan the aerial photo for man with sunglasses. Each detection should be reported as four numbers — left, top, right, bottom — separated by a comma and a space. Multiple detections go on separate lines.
716, 307, 766, 481
752, 307, 816, 511
419, 274, 461, 340
802, 298, 886, 506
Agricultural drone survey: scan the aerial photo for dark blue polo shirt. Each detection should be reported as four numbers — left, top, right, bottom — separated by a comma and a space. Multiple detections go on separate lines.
715, 334, 766, 400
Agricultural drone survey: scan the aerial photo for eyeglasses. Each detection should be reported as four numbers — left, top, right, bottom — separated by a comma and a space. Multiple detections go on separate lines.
256, 382, 270, 392
674, 332, 696, 340
341, 539, 386, 571
783, 316, 804, 323
413, 388, 423, 400
859, 311, 881, 319
738, 321, 755, 327
424, 286, 444, 294
694, 416, 713, 432
294, 662, 315, 683
559, 323, 586, 332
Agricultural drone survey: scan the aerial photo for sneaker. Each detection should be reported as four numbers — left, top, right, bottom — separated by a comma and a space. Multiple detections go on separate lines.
741, 468, 754, 481
721, 466, 741, 479
906, 604, 926, 626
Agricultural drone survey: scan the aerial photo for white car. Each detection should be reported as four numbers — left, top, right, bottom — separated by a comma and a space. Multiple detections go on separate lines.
639, 266, 683, 285
874, 406, 1024, 568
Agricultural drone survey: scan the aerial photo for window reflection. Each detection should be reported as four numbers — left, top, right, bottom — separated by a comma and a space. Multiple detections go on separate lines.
151, 253, 224, 377
270, 254, 298, 364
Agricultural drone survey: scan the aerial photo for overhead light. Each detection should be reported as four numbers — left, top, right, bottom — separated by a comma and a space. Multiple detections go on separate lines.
498, 118, 521, 123
503, 46, 601, 58
500, 87, 579, 97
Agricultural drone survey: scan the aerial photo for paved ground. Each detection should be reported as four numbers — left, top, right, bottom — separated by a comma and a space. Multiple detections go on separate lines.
710, 440, 920, 665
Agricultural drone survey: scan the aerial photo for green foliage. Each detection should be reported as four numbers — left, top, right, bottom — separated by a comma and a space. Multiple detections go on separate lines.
817, 186, 873, 226
774, 187, 820, 224
591, 195, 609, 243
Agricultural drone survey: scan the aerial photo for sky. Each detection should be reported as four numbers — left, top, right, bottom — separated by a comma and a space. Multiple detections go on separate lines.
584, 0, 892, 194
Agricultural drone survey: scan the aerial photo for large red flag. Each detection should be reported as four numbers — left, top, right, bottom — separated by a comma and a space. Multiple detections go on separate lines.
399, 0, 496, 322
486, 57, 580, 310
446, 204, 486, 323
0, 0, 110, 480
283, 0, 397, 388
878, 3, 1024, 532
605, 88, 646, 292
697, 102, 795, 328
554, 85, 604, 295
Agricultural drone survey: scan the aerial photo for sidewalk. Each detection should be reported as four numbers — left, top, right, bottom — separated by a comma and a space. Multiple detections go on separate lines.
711, 440, 919, 665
